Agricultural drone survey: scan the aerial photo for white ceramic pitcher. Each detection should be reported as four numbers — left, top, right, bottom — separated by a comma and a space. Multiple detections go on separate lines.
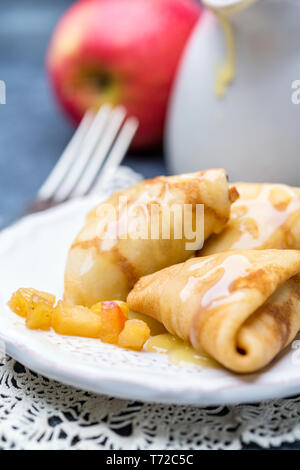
166, 0, 300, 184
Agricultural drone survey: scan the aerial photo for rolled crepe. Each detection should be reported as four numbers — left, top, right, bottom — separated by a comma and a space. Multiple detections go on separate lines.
64, 169, 237, 306
200, 183, 300, 255
127, 249, 300, 373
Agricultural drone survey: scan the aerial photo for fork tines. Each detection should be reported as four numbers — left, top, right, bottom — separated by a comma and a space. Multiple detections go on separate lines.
37, 105, 138, 203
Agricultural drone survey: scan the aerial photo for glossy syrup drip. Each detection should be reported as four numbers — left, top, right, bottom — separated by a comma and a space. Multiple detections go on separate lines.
145, 334, 220, 369
148, 254, 252, 369
130, 312, 219, 368
200, 254, 250, 308
180, 254, 250, 310
211, 0, 263, 98
214, 11, 236, 98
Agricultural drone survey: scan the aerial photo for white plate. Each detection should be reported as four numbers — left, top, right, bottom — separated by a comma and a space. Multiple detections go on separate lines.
1, 196, 300, 406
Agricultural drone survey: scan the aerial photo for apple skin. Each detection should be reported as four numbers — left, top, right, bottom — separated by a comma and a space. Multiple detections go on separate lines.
46, 0, 201, 150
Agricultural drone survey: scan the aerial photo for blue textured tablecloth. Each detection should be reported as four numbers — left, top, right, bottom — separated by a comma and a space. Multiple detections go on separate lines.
0, 0, 165, 229
0, 0, 298, 451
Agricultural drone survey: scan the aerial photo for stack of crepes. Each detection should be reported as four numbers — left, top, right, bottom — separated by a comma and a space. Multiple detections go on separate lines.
65, 170, 300, 373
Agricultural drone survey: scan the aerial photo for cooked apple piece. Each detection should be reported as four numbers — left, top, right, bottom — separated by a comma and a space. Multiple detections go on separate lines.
26, 293, 56, 330
118, 319, 150, 351
91, 300, 129, 319
52, 301, 102, 338
113, 301, 129, 319
90, 301, 102, 316
93, 301, 126, 345
8, 288, 55, 319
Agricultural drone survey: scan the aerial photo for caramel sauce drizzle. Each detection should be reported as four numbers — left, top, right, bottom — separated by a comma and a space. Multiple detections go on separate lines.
130, 311, 220, 369
145, 334, 220, 369
214, 11, 236, 98
181, 254, 250, 309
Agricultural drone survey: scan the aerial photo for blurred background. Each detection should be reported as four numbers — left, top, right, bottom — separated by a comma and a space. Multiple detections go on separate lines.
1, 0, 188, 228
0, 0, 73, 227
2, 0, 299, 228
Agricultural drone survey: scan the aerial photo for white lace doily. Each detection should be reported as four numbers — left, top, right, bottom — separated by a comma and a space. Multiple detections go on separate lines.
1, 355, 300, 450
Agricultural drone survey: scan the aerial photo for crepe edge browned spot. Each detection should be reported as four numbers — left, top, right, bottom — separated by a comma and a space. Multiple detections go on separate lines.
287, 274, 300, 300
229, 186, 239, 204
204, 204, 229, 232
230, 267, 283, 297
260, 301, 292, 348
110, 246, 139, 289
71, 238, 100, 250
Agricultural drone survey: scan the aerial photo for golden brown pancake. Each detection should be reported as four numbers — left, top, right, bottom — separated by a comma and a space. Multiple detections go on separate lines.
64, 169, 237, 306
127, 249, 300, 373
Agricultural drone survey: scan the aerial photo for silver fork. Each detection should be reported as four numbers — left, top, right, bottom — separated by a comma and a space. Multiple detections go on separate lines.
29, 104, 138, 213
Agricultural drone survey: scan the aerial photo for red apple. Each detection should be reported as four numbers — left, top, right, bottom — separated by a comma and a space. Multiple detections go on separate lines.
46, 0, 201, 150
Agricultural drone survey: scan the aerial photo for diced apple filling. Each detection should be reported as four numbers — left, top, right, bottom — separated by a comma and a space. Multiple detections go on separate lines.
26, 293, 55, 330
113, 301, 129, 319
53, 301, 102, 338
92, 301, 127, 344
8, 288, 55, 319
91, 300, 129, 319
8, 290, 150, 350
118, 319, 150, 351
